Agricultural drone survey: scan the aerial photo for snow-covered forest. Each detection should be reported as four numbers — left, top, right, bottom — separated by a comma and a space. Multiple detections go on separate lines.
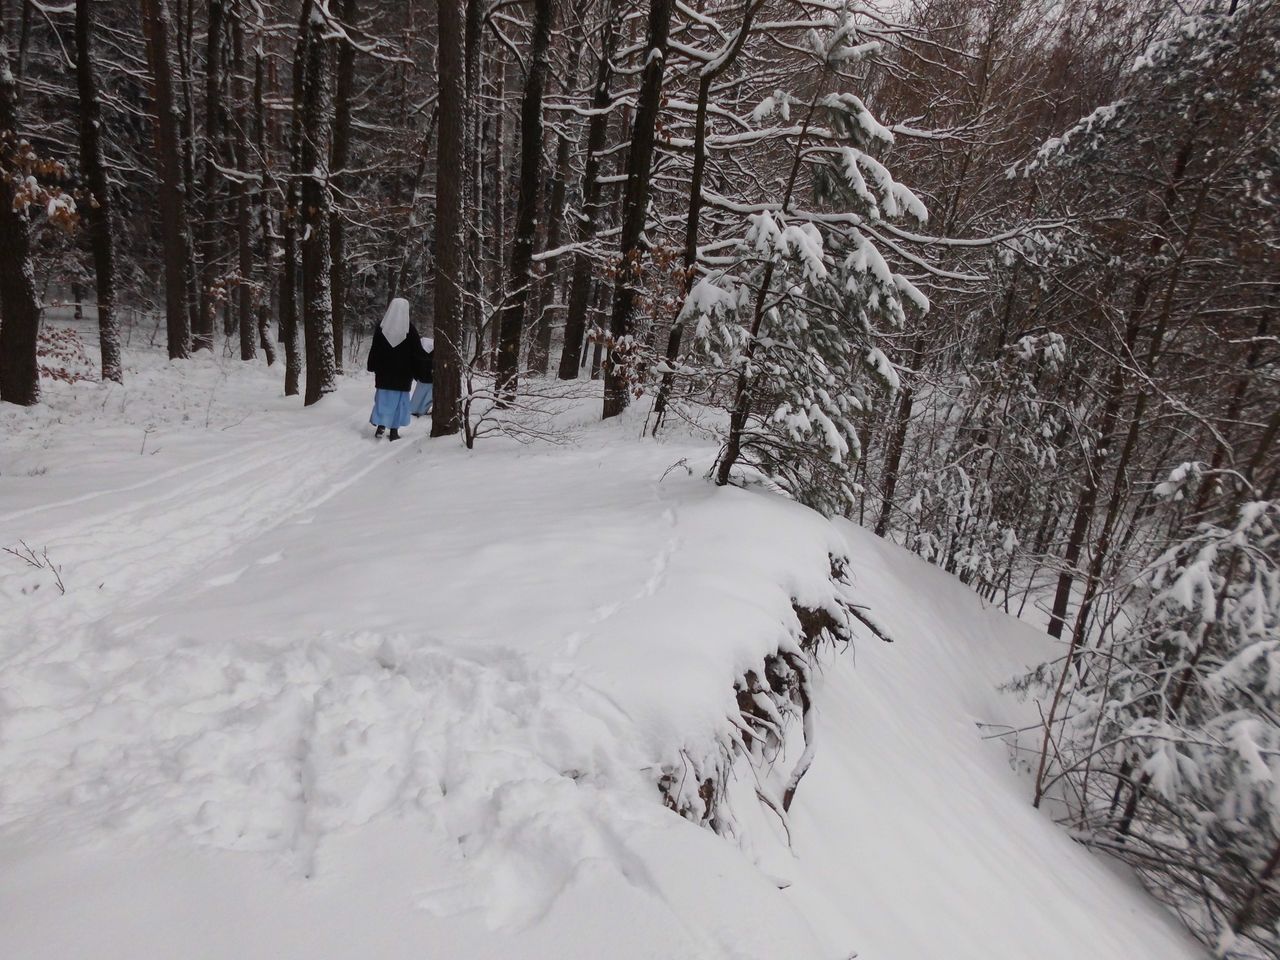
1, 0, 1277, 956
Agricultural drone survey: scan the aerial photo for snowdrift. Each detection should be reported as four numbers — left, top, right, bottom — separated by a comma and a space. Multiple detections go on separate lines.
0, 346, 1202, 958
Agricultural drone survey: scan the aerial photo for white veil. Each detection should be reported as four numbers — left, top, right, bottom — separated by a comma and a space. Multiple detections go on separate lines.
380, 298, 411, 347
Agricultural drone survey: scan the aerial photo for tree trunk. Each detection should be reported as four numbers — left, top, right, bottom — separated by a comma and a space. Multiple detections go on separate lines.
253, 40, 276, 365
714, 90, 821, 486
279, 4, 307, 397
196, 0, 226, 352
651, 2, 757, 429
431, 0, 467, 435
329, 0, 356, 374
230, 7, 255, 361
1064, 178, 1209, 651
140, 0, 193, 360
463, 0, 484, 354
874, 335, 925, 537
175, 0, 202, 342
602, 0, 673, 419
487, 55, 506, 367
297, 0, 337, 406
74, 0, 122, 383
0, 12, 40, 405
15, 0, 31, 90
527, 130, 572, 375
589, 275, 608, 378
1044, 134, 1196, 640
525, 25, 586, 376
494, 0, 555, 396
393, 103, 440, 295
557, 7, 617, 380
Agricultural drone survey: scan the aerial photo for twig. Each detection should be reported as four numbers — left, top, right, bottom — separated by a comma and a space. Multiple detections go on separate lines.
3, 541, 65, 594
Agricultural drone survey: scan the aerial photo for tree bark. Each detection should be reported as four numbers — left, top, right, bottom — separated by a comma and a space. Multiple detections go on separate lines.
557, 7, 617, 380
602, 0, 673, 418
230, 6, 255, 361
196, 0, 226, 351
279, 3, 307, 396
175, 0, 202, 342
526, 25, 586, 375
431, 0, 467, 435
495, 0, 556, 396
527, 129, 571, 375
140, 0, 193, 360
329, 0, 357, 374
487, 55, 505, 366
393, 103, 440, 296
15, 0, 31, 90
74, 0, 122, 383
253, 40, 276, 365
297, 0, 337, 406
463, 0, 484, 354
0, 11, 40, 405
874, 334, 925, 537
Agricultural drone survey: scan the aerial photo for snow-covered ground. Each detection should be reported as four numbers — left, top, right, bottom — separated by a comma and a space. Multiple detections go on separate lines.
0, 334, 1204, 959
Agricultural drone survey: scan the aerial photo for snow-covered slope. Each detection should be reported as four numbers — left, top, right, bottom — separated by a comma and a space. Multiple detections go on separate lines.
0, 344, 1203, 959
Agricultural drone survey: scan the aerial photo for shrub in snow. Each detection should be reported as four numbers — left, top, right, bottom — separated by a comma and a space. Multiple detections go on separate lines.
38, 326, 96, 384
1032, 501, 1280, 956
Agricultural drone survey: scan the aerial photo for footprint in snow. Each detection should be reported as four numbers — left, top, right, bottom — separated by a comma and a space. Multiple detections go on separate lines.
206, 567, 247, 587
593, 601, 621, 620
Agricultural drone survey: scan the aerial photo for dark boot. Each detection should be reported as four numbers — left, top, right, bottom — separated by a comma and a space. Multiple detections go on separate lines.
375, 425, 385, 438
388, 429, 401, 442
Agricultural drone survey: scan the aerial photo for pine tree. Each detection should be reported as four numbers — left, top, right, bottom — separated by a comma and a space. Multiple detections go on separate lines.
690, 23, 929, 516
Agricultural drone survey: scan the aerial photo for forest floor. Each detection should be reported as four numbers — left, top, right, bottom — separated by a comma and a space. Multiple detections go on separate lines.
0, 332, 1205, 959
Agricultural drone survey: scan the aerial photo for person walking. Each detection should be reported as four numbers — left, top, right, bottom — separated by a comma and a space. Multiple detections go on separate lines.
410, 336, 434, 418
366, 298, 427, 441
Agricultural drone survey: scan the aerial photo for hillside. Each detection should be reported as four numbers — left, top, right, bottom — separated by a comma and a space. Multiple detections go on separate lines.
0, 346, 1204, 959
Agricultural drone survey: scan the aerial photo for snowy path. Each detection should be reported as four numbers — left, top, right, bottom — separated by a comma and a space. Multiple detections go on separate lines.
2, 420, 399, 629
0, 351, 1205, 959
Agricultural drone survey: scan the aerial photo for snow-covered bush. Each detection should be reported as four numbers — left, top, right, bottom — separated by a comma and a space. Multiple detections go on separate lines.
1035, 500, 1280, 956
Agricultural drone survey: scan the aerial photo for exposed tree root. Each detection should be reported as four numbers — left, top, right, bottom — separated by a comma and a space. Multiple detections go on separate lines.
656, 554, 891, 836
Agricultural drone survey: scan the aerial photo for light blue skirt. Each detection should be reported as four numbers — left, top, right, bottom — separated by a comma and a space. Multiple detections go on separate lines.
370, 388, 411, 429
410, 381, 434, 416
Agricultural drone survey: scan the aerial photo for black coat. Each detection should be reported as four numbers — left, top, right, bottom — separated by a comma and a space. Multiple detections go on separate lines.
415, 346, 434, 384
366, 325, 427, 392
